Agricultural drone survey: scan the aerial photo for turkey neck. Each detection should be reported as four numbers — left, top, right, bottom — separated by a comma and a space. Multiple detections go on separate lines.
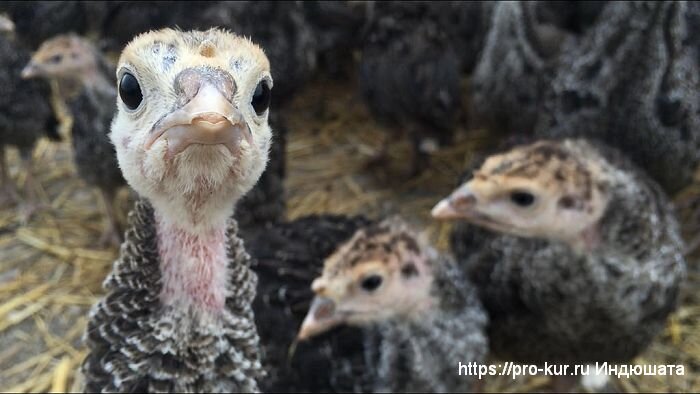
153, 204, 234, 314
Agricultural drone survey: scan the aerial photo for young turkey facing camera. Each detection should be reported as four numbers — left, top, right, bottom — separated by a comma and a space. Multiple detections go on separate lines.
82, 29, 272, 392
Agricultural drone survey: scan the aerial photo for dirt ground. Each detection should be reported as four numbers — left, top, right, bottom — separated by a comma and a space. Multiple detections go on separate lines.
0, 76, 699, 392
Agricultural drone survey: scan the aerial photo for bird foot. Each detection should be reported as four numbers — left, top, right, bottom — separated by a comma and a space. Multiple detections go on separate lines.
97, 225, 123, 249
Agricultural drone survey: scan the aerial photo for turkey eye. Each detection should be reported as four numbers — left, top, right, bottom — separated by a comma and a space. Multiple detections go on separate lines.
510, 191, 535, 207
119, 72, 143, 110
251, 80, 271, 115
360, 275, 383, 292
49, 54, 62, 64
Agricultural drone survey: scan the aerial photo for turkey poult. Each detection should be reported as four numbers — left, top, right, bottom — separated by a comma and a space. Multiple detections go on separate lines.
0, 14, 60, 219
244, 214, 374, 392
298, 218, 488, 392
433, 139, 686, 389
22, 34, 127, 247
82, 29, 272, 392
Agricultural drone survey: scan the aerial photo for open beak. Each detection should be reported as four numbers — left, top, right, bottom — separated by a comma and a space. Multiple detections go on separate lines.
21, 62, 39, 80
297, 296, 345, 341
145, 83, 253, 158
431, 183, 477, 220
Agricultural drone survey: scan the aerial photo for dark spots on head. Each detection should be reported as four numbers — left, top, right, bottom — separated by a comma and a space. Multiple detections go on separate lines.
558, 195, 581, 210
231, 57, 243, 71
596, 181, 608, 194
363, 224, 391, 239
555, 169, 565, 181
162, 44, 177, 71
395, 233, 420, 254
531, 143, 570, 162
401, 263, 419, 278
349, 255, 362, 267
151, 41, 177, 71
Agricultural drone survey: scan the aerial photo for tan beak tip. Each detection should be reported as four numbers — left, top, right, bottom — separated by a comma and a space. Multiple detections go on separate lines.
431, 198, 457, 219
20, 66, 35, 80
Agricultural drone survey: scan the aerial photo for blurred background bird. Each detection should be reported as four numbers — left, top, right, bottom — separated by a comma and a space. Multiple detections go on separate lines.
0, 14, 60, 221
22, 34, 126, 247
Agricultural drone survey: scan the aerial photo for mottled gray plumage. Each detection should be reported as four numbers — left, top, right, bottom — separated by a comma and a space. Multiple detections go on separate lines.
536, 1, 700, 193
82, 200, 264, 392
440, 1, 496, 74
359, 1, 462, 173
66, 80, 126, 210
450, 140, 686, 364
366, 258, 488, 392
0, 34, 58, 152
0, 31, 59, 207
469, 1, 573, 134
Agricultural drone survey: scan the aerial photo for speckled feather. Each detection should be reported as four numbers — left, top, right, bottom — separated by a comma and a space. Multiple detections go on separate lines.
469, 1, 569, 135
359, 2, 462, 154
450, 140, 686, 364
536, 1, 700, 193
82, 200, 264, 392
67, 81, 126, 198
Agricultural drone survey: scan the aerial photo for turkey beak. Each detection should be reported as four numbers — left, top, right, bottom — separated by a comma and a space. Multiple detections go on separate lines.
431, 183, 477, 220
145, 83, 253, 158
297, 296, 344, 341
21, 62, 39, 79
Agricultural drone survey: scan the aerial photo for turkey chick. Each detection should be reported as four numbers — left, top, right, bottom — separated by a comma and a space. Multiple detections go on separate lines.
535, 1, 700, 193
433, 138, 686, 390
359, 1, 462, 176
23, 34, 127, 247
82, 28, 272, 392
0, 14, 60, 219
299, 217, 488, 393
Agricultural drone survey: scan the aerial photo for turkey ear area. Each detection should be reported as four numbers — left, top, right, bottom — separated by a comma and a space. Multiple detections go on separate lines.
401, 263, 419, 278
558, 195, 583, 210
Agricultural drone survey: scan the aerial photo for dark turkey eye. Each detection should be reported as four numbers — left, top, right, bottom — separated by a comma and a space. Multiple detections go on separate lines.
119, 72, 143, 110
251, 80, 271, 115
49, 54, 62, 64
510, 191, 535, 207
360, 275, 383, 292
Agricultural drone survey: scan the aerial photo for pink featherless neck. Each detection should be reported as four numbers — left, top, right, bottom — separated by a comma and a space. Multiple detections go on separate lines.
155, 213, 231, 312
